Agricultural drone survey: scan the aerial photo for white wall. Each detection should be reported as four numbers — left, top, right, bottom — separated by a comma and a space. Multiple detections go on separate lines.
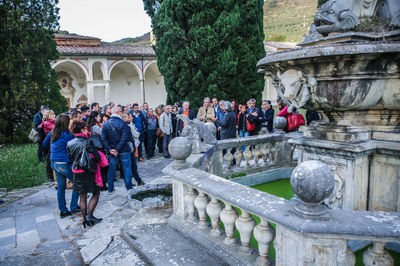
109, 67, 141, 106
144, 71, 167, 108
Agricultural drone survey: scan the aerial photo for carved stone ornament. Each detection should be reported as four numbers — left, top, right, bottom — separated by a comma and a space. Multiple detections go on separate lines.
314, 0, 400, 35
57, 72, 76, 95
274, 69, 314, 110
176, 114, 217, 154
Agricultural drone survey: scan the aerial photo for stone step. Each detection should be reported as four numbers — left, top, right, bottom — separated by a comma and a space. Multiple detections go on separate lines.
121, 207, 227, 266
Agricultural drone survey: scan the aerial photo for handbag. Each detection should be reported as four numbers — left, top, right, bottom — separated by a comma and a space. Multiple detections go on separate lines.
287, 113, 305, 132
28, 128, 40, 143
246, 119, 256, 132
157, 128, 164, 138
78, 141, 97, 173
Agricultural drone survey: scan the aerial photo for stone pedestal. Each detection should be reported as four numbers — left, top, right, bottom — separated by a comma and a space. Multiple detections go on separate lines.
291, 132, 400, 212
275, 226, 355, 266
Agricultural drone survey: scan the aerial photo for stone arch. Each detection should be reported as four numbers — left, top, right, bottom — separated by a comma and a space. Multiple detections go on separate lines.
109, 60, 143, 81
52, 59, 89, 107
52, 59, 89, 82
108, 60, 142, 105
92, 61, 107, 81
143, 61, 167, 107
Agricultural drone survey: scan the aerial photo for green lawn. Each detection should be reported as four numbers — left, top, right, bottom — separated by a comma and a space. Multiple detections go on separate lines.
0, 144, 48, 190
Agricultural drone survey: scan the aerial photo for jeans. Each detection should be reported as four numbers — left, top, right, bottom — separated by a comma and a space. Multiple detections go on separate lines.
138, 130, 145, 158
51, 162, 79, 213
239, 130, 250, 151
163, 134, 173, 156
107, 152, 133, 192
146, 129, 156, 157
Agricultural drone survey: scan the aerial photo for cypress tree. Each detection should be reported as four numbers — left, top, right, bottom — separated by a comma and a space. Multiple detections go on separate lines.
0, 0, 67, 143
144, 0, 265, 109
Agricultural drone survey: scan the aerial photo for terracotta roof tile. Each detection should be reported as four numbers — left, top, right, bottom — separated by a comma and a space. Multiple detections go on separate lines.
57, 44, 155, 57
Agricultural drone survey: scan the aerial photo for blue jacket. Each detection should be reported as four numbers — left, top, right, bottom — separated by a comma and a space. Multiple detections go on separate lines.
129, 110, 147, 132
45, 130, 74, 163
101, 115, 131, 153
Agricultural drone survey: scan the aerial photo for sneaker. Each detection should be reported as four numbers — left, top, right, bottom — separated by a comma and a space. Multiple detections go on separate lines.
139, 157, 145, 162
138, 181, 145, 186
164, 155, 171, 159
60, 211, 72, 218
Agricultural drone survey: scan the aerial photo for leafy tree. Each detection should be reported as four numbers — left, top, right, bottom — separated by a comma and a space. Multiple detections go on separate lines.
0, 0, 67, 143
143, 0, 265, 109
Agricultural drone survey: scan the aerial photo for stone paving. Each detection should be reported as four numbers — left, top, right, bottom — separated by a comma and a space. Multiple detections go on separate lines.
0, 154, 173, 265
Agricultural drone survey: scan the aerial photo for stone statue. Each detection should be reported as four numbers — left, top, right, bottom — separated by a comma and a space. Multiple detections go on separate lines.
176, 114, 217, 154
303, 0, 400, 44
314, 0, 400, 35
275, 69, 315, 110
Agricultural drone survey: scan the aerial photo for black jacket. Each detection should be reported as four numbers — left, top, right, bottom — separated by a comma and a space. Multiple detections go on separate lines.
258, 108, 274, 132
217, 111, 237, 140
67, 136, 100, 171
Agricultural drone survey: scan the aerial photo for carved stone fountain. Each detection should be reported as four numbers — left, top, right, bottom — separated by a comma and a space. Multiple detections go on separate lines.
257, 0, 400, 212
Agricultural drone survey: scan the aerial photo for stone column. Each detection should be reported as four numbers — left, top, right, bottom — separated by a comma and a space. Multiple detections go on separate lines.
87, 82, 94, 104
140, 78, 145, 105
104, 82, 110, 104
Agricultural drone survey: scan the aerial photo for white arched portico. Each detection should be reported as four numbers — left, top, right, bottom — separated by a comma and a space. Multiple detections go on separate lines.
53, 33, 167, 108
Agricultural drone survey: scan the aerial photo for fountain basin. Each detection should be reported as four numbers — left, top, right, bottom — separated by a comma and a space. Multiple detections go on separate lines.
257, 42, 400, 114
127, 183, 172, 210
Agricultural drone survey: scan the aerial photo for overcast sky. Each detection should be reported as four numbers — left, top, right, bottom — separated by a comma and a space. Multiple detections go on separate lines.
58, 0, 152, 42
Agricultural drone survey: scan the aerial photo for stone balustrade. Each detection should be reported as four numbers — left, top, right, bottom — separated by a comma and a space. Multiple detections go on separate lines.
208, 132, 296, 177
164, 137, 400, 266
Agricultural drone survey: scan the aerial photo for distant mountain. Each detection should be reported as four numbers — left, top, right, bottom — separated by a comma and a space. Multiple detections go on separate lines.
111, 0, 318, 46
112, 32, 151, 45
264, 0, 317, 43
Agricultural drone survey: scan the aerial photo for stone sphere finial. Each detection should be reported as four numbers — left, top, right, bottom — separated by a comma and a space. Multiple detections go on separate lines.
168, 137, 192, 169
290, 160, 334, 216
273, 116, 287, 131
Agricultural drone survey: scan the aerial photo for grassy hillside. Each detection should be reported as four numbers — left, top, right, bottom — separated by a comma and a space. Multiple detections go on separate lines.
264, 0, 317, 43
115, 0, 318, 45
112, 32, 151, 45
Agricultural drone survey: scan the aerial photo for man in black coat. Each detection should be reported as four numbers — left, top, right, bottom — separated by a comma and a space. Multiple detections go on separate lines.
216, 101, 237, 140
33, 105, 49, 163
258, 100, 274, 133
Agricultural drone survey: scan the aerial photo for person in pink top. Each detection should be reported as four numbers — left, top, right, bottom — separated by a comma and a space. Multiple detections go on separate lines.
39, 110, 56, 181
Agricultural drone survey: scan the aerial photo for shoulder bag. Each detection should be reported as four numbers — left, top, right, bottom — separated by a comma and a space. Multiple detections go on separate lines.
78, 141, 97, 172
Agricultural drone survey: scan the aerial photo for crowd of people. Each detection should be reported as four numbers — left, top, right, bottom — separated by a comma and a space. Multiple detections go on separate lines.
32, 96, 310, 228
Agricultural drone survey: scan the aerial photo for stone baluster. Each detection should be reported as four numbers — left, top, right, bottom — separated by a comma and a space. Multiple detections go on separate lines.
363, 242, 394, 266
233, 149, 243, 168
184, 186, 197, 222
194, 191, 209, 229
252, 145, 262, 165
270, 145, 276, 162
220, 203, 238, 245
253, 218, 275, 266
223, 148, 234, 171
243, 146, 253, 167
235, 210, 256, 254
206, 196, 223, 236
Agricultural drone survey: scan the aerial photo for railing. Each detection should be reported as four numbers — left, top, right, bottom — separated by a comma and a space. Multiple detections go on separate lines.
207, 133, 297, 177
163, 135, 399, 266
